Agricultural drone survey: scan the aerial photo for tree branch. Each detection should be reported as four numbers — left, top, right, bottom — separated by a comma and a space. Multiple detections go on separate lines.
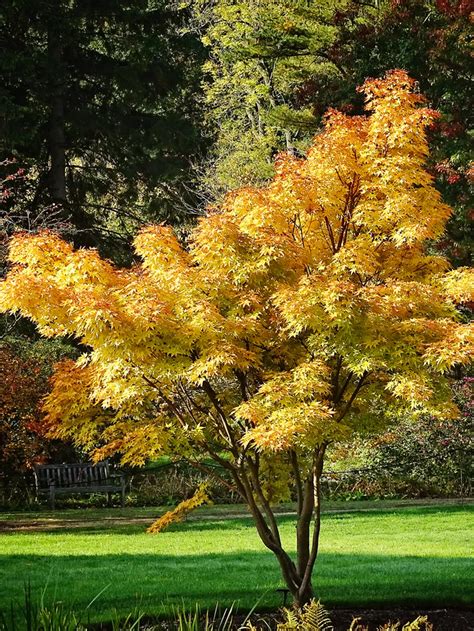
246, 454, 282, 547
298, 446, 325, 599
201, 379, 238, 453
336, 372, 370, 422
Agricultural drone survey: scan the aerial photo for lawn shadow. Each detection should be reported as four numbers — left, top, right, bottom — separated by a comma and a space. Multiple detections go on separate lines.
0, 549, 472, 625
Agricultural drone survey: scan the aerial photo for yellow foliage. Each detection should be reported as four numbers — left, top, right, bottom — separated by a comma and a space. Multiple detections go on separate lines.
441, 268, 474, 304
0, 70, 471, 467
147, 484, 210, 533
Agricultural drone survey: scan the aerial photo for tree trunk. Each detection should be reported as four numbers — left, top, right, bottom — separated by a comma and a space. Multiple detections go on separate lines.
47, 23, 66, 206
295, 447, 325, 606
231, 446, 326, 608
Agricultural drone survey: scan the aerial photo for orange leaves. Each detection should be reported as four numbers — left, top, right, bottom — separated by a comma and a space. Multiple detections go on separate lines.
362, 282, 452, 321
424, 323, 474, 372
56, 248, 117, 288
191, 212, 252, 281
386, 373, 435, 407
94, 422, 169, 467
332, 235, 379, 277
0, 267, 71, 337
0, 232, 130, 343
273, 275, 359, 337
43, 360, 106, 450
305, 111, 366, 226
357, 70, 451, 245
241, 404, 336, 452
187, 342, 259, 384
237, 361, 334, 451
134, 225, 191, 282
360, 70, 420, 104
7, 230, 73, 269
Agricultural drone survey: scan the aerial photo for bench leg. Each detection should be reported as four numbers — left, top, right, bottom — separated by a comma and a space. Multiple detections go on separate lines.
121, 480, 126, 507
107, 492, 111, 507
49, 486, 55, 510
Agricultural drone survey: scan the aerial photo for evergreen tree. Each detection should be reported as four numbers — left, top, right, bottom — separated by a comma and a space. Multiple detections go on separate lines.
0, 0, 205, 261
193, 0, 472, 263
192, 0, 378, 195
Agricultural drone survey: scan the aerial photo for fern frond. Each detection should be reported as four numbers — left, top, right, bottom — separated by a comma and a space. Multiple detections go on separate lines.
376, 616, 432, 631
301, 600, 334, 631
278, 607, 299, 630
402, 616, 432, 631
277, 600, 333, 631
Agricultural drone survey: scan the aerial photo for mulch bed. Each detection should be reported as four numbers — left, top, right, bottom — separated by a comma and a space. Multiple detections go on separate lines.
75, 607, 474, 630
328, 607, 474, 630
234, 608, 474, 631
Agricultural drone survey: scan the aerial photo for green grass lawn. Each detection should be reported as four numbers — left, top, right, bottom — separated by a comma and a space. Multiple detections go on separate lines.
0, 503, 472, 623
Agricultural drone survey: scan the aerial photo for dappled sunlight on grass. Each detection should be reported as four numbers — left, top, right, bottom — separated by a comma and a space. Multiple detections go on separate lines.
0, 504, 472, 622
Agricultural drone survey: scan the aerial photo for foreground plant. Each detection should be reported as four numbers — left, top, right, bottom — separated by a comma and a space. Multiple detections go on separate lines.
246, 600, 432, 631
1, 70, 472, 605
272, 599, 334, 631
349, 615, 432, 631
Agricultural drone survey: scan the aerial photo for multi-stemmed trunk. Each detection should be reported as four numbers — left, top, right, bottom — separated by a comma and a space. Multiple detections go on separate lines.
157, 367, 370, 605
188, 371, 369, 605
157, 375, 361, 607
221, 445, 327, 607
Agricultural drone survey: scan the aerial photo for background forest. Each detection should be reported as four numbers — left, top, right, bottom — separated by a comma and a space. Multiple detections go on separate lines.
0, 0, 472, 507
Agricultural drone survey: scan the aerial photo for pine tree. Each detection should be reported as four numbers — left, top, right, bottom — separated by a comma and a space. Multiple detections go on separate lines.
0, 0, 205, 261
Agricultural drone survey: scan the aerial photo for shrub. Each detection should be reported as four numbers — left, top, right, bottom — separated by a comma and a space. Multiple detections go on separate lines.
127, 461, 240, 507
325, 378, 473, 500
0, 338, 78, 508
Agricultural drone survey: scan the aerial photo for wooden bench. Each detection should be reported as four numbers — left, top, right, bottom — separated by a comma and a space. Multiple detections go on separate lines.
34, 461, 126, 509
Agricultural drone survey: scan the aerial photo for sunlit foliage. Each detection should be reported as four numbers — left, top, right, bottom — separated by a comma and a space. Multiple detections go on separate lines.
147, 483, 210, 533
0, 70, 471, 603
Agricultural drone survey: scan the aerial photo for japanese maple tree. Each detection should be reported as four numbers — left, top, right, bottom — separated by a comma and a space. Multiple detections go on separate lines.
1, 71, 472, 604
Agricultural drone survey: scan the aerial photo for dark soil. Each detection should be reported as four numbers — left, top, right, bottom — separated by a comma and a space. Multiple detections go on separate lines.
89, 607, 474, 631
328, 607, 474, 630
235, 607, 474, 631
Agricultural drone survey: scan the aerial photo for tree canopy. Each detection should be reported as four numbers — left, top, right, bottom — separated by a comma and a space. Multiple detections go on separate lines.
192, 0, 374, 193
194, 0, 473, 265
